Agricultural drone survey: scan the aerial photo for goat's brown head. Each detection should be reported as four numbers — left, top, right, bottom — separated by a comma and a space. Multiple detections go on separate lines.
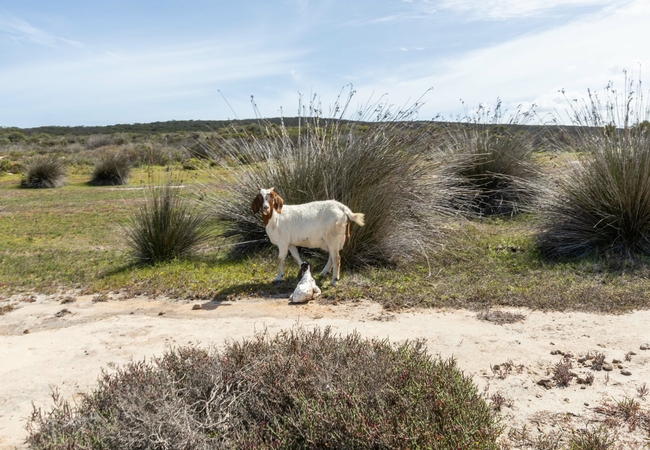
252, 188, 284, 225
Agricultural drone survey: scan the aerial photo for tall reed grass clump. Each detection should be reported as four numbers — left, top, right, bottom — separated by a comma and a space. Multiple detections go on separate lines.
89, 151, 132, 186
125, 175, 208, 264
538, 78, 650, 258
20, 155, 66, 188
27, 326, 502, 449
436, 101, 540, 216
202, 91, 459, 266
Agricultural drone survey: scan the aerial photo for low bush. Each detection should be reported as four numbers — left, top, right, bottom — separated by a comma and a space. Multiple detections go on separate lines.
202, 91, 460, 266
436, 101, 540, 216
20, 155, 66, 188
538, 79, 650, 258
124, 176, 209, 264
89, 152, 132, 185
27, 326, 502, 449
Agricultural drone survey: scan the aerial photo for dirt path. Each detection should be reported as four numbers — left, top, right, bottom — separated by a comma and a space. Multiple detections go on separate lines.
2, 294, 650, 448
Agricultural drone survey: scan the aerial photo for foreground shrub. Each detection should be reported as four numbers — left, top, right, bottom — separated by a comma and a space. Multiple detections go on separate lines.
89, 152, 131, 185
27, 326, 502, 449
202, 91, 460, 266
125, 176, 208, 264
436, 102, 540, 216
538, 78, 650, 258
20, 155, 66, 188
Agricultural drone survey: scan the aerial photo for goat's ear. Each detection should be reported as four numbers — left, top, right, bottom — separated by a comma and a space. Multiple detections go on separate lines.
273, 192, 283, 213
251, 193, 262, 214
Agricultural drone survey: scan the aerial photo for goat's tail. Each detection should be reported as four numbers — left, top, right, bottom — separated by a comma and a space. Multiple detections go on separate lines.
347, 211, 365, 227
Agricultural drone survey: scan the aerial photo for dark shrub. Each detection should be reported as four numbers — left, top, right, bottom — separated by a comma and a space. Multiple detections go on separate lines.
89, 152, 131, 186
20, 155, 66, 188
436, 102, 540, 216
125, 176, 209, 264
202, 93, 460, 266
538, 78, 650, 258
27, 326, 502, 449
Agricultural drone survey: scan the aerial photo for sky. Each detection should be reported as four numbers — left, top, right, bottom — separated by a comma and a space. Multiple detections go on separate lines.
0, 0, 648, 128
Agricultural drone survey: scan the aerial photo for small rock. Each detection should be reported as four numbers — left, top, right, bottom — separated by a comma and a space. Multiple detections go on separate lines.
23, 329, 29, 334
564, 398, 570, 403
612, 359, 621, 364
192, 304, 202, 310
492, 364, 500, 371
584, 402, 589, 406
640, 344, 650, 351
602, 363, 613, 371
551, 350, 565, 356
576, 377, 586, 384
580, 386, 586, 389
628, 351, 637, 356
618, 364, 624, 369
537, 379, 553, 389
158, 311, 165, 316
536, 393, 543, 398
621, 370, 632, 376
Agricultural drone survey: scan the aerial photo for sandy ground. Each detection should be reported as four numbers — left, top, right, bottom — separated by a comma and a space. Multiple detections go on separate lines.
2, 293, 650, 449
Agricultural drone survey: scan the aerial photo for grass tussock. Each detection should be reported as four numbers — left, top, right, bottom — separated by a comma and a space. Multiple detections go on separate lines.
27, 326, 502, 449
436, 101, 540, 216
202, 90, 459, 266
89, 151, 132, 186
125, 175, 209, 264
20, 155, 66, 188
539, 78, 650, 258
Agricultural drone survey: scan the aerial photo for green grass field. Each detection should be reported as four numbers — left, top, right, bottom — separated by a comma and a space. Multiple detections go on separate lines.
2, 162, 649, 312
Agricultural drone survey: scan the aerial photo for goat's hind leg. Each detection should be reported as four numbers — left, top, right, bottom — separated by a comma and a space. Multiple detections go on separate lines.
321, 254, 333, 277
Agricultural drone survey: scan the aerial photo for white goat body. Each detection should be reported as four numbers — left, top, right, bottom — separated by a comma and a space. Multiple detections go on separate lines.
252, 188, 365, 286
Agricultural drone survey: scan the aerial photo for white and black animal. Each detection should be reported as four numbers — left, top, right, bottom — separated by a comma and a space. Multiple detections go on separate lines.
251, 188, 365, 286
289, 262, 321, 304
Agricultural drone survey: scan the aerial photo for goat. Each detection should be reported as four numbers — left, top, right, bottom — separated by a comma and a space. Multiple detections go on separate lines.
251, 188, 365, 286
289, 262, 321, 303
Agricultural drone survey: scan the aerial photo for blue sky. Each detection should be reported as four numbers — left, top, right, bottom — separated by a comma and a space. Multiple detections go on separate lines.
0, 0, 648, 127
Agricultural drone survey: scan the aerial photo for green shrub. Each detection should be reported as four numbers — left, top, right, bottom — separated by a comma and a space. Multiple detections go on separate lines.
27, 326, 502, 449
436, 102, 540, 216
89, 152, 131, 186
124, 176, 209, 264
538, 79, 650, 258
20, 155, 66, 188
202, 93, 458, 266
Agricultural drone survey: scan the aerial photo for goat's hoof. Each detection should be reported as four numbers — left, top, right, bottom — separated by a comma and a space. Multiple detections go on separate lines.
330, 280, 338, 287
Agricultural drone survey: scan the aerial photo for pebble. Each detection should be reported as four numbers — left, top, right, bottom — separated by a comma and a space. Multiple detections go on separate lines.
602, 363, 614, 371
641, 344, 650, 350
158, 311, 165, 316
192, 304, 202, 310
621, 370, 632, 376
537, 379, 553, 390
23, 329, 29, 334
612, 359, 621, 364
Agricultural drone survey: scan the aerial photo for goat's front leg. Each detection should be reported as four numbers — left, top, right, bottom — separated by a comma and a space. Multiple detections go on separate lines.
288, 245, 303, 266
275, 246, 288, 282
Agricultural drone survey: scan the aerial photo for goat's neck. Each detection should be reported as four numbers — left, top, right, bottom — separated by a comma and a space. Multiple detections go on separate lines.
263, 209, 280, 228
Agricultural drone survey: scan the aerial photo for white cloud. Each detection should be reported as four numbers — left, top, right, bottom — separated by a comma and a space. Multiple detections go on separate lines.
350, 0, 650, 122
0, 13, 82, 47
434, 0, 623, 20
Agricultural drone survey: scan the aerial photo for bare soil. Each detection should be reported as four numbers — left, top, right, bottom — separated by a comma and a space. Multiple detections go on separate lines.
1, 293, 650, 449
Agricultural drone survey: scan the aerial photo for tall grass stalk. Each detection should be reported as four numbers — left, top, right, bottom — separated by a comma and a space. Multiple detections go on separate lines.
435, 100, 541, 216
200, 89, 461, 266
125, 174, 209, 264
538, 76, 650, 258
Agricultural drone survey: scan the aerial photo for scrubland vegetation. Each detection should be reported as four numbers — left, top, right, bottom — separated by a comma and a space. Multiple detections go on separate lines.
4, 82, 650, 447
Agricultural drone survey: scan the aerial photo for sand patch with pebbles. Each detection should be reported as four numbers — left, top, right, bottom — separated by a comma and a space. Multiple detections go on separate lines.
1, 293, 650, 448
